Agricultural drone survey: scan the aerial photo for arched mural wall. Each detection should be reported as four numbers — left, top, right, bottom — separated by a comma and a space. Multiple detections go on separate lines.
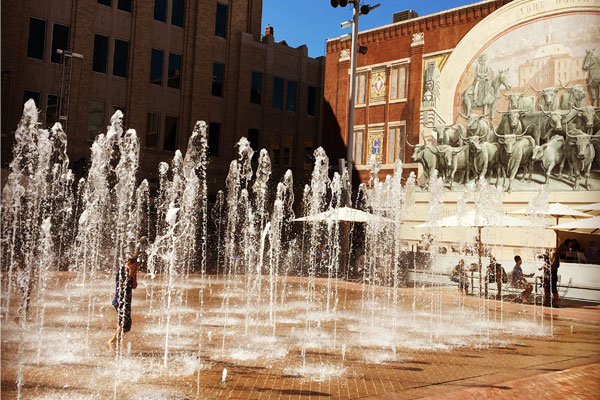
430, 0, 600, 193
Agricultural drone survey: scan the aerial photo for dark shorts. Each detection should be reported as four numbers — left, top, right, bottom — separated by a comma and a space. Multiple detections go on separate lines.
114, 302, 132, 333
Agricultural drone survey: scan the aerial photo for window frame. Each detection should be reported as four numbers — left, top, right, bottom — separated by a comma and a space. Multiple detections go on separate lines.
87, 101, 105, 140
285, 80, 297, 112
215, 3, 228, 38
117, 0, 131, 12
154, 0, 167, 23
354, 129, 364, 165
250, 71, 262, 105
92, 34, 110, 74
307, 86, 317, 116
163, 115, 178, 151
208, 122, 221, 157
389, 63, 408, 102
23, 90, 41, 108
171, 0, 185, 27
167, 52, 182, 89
212, 62, 224, 97
27, 17, 47, 61
386, 123, 406, 164
45, 94, 59, 128
272, 76, 284, 110
150, 48, 164, 86
50, 23, 70, 64
112, 39, 129, 78
355, 72, 367, 105
145, 111, 161, 149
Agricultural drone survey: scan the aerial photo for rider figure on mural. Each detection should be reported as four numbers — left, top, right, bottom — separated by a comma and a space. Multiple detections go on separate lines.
473, 54, 490, 105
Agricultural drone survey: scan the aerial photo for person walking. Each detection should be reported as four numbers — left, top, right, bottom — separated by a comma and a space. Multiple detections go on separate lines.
108, 254, 139, 347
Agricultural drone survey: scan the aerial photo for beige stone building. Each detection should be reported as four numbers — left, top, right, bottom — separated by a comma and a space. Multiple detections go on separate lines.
1, 0, 324, 192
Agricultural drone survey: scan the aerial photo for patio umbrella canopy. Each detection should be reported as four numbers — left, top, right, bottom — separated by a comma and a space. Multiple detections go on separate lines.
293, 206, 394, 224
509, 203, 593, 220
549, 216, 600, 235
415, 210, 540, 229
573, 203, 600, 216
416, 210, 542, 296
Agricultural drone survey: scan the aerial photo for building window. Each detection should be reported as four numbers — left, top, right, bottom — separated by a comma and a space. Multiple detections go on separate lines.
212, 62, 224, 97
118, 0, 131, 12
51, 24, 69, 64
150, 48, 164, 85
46, 94, 59, 128
215, 3, 228, 38
154, 0, 167, 22
168, 53, 182, 89
390, 64, 407, 100
27, 18, 46, 60
146, 112, 160, 148
164, 116, 178, 151
92, 34, 109, 73
250, 71, 262, 104
88, 101, 105, 140
111, 105, 126, 120
303, 140, 314, 170
356, 72, 367, 105
23, 90, 41, 108
248, 129, 259, 152
282, 136, 293, 166
172, 0, 184, 27
113, 39, 129, 78
97, 0, 111, 6
286, 81, 297, 112
272, 77, 283, 109
387, 125, 405, 163
354, 130, 364, 165
270, 132, 280, 164
208, 122, 220, 156
307, 86, 317, 116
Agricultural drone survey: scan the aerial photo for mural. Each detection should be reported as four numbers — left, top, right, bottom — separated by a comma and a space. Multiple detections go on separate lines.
416, 13, 600, 192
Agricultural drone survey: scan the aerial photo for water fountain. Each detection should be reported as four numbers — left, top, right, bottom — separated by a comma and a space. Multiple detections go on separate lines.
1, 102, 555, 398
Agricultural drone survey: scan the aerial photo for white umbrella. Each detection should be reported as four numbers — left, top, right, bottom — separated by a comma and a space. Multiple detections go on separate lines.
548, 216, 600, 235
416, 210, 541, 296
415, 210, 540, 229
293, 206, 394, 224
509, 203, 593, 221
572, 203, 600, 216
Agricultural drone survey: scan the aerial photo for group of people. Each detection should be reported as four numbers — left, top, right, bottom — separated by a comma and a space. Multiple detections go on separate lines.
558, 239, 598, 264
451, 248, 561, 307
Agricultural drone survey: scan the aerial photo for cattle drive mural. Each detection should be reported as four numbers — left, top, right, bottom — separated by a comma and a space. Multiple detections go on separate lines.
414, 13, 600, 192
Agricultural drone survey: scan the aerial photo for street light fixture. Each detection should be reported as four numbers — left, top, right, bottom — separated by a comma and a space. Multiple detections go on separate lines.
332, 1, 379, 194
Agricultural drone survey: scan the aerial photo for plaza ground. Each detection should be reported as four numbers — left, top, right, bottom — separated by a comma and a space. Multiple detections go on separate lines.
1, 273, 599, 399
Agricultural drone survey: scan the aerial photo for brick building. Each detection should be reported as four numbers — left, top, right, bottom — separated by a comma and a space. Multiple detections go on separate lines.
322, 0, 511, 183
1, 0, 323, 192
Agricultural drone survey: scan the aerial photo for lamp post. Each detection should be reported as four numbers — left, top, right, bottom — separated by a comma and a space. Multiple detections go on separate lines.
331, 1, 379, 194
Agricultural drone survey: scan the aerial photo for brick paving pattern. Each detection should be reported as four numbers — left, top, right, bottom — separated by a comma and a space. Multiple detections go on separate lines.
2, 274, 599, 399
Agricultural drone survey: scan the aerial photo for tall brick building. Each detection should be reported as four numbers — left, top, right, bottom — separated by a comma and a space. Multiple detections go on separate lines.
1, 0, 324, 191
322, 0, 512, 183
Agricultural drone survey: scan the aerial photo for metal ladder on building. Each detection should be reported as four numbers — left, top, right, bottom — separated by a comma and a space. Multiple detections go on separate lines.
57, 49, 83, 132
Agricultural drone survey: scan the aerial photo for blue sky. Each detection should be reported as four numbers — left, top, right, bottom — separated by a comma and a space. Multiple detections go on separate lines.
262, 0, 482, 58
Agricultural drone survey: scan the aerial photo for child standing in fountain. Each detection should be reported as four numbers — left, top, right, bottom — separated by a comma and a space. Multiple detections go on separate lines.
108, 254, 139, 347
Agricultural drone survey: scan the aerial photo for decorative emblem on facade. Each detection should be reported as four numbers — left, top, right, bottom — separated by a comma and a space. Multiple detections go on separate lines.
411, 32, 424, 47
422, 61, 441, 107
368, 130, 384, 163
338, 49, 350, 62
369, 68, 386, 103
373, 75, 384, 95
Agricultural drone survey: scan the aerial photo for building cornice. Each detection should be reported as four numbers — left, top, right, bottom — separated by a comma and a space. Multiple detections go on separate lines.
326, 0, 511, 53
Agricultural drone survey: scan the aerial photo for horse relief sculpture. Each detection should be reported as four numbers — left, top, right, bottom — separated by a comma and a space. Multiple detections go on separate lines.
415, 53, 600, 193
